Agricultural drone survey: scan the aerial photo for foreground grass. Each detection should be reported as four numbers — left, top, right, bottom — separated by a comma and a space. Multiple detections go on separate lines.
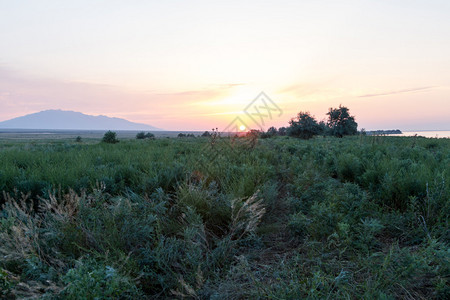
0, 135, 449, 299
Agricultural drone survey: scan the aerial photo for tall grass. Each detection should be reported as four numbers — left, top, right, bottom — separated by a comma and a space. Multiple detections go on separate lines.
0, 135, 449, 298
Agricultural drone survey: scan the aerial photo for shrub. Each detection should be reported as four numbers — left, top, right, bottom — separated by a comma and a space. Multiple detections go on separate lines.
102, 131, 119, 144
288, 111, 322, 139
288, 212, 310, 238
136, 132, 155, 139
177, 133, 195, 138
357, 218, 384, 254
260, 131, 272, 139
0, 268, 15, 297
267, 126, 278, 136
176, 182, 231, 235
61, 258, 142, 299
136, 131, 146, 139
278, 126, 287, 136
146, 133, 155, 139
336, 153, 364, 182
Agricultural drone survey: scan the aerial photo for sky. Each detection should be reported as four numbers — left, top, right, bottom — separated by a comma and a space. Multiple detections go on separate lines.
1, 0, 449, 131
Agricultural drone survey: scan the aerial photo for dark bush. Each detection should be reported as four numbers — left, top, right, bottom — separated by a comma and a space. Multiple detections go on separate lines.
136, 131, 146, 139
288, 111, 322, 139
102, 131, 119, 144
136, 132, 155, 139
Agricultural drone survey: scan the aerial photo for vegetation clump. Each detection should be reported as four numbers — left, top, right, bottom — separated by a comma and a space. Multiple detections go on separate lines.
136, 131, 155, 139
178, 133, 195, 138
287, 111, 322, 139
102, 130, 119, 144
327, 105, 358, 137
259, 105, 357, 139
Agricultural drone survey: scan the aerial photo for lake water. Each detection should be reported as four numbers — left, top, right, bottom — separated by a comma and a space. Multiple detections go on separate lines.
391, 131, 450, 138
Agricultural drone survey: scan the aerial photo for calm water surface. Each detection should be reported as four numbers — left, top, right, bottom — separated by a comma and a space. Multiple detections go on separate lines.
392, 131, 450, 138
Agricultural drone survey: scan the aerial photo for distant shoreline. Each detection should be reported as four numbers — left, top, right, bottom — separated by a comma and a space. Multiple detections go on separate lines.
0, 128, 449, 139
0, 129, 206, 139
366, 129, 402, 135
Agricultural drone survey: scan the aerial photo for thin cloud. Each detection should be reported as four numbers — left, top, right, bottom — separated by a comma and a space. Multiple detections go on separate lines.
192, 111, 244, 117
278, 83, 322, 97
155, 83, 243, 97
359, 86, 437, 98
154, 89, 225, 98
214, 83, 246, 89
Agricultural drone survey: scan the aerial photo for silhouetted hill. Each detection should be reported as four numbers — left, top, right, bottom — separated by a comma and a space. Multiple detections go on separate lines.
0, 110, 161, 130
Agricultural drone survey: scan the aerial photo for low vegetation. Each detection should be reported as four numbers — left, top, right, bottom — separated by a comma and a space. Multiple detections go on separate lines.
136, 132, 155, 140
0, 133, 449, 298
178, 133, 196, 138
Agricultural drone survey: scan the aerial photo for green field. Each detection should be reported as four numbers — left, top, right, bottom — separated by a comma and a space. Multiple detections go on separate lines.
0, 129, 203, 141
1, 135, 449, 298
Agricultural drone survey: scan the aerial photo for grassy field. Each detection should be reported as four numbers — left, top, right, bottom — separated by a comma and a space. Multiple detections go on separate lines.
0, 129, 205, 140
0, 134, 449, 298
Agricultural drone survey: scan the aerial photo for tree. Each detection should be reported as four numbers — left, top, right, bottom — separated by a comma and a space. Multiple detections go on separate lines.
102, 131, 119, 144
278, 127, 287, 136
326, 105, 358, 137
318, 120, 328, 136
260, 127, 277, 139
260, 131, 271, 139
287, 111, 321, 139
267, 126, 278, 137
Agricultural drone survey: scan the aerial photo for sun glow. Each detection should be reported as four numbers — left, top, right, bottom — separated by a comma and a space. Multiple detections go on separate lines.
239, 125, 246, 131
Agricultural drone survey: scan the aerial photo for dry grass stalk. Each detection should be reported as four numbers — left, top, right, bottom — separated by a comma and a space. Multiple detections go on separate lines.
229, 191, 266, 241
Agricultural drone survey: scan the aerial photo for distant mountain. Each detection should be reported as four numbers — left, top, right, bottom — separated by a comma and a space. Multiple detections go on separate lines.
0, 110, 162, 131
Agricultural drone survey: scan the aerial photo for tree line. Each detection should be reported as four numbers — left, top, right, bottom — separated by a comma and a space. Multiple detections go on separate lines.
259, 105, 358, 139
99, 105, 357, 143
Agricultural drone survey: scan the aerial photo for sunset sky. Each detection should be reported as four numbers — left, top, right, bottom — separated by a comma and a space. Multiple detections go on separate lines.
1, 0, 449, 131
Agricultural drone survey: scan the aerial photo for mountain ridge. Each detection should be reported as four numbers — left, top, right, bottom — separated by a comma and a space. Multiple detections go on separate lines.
0, 109, 162, 131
